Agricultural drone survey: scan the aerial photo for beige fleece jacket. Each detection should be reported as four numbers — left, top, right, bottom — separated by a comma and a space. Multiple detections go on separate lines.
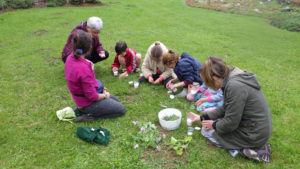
141, 41, 173, 80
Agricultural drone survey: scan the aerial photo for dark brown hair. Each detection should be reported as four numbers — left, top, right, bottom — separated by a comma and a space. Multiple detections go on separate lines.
72, 30, 92, 59
200, 56, 229, 89
151, 42, 163, 58
115, 41, 127, 54
162, 50, 180, 66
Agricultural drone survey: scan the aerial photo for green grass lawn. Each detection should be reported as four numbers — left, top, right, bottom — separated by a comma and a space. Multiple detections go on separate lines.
0, 0, 300, 168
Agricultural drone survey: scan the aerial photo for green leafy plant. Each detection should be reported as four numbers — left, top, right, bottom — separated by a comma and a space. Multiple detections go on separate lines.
130, 121, 166, 150
8, 0, 34, 9
170, 136, 192, 155
163, 114, 179, 121
270, 13, 300, 32
0, 0, 8, 9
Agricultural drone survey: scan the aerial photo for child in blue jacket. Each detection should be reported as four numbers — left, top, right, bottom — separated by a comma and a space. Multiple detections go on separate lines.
162, 50, 203, 97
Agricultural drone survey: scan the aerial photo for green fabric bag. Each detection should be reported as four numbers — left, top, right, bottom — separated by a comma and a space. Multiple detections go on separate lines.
76, 126, 110, 145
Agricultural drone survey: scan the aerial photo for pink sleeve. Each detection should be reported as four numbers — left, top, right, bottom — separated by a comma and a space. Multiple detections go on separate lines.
81, 74, 99, 102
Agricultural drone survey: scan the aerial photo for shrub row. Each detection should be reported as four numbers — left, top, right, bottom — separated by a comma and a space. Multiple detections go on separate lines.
70, 0, 101, 5
0, 0, 8, 9
270, 13, 300, 32
7, 0, 34, 9
47, 0, 66, 7
0, 0, 101, 9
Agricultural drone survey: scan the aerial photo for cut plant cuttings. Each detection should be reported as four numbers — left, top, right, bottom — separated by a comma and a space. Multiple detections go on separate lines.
163, 114, 179, 121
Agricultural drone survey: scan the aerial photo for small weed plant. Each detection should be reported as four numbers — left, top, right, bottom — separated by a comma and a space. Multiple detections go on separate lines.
170, 136, 193, 155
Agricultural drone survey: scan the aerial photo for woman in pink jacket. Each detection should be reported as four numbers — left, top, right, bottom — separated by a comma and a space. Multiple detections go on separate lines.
65, 30, 126, 122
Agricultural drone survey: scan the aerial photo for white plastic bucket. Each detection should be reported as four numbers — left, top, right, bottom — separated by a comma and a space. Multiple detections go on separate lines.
158, 108, 182, 130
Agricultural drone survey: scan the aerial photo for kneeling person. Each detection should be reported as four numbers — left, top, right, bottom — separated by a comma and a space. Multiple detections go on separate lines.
111, 41, 143, 79
62, 16, 109, 64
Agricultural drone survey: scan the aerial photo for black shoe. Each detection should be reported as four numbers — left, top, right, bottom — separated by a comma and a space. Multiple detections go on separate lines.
74, 114, 95, 123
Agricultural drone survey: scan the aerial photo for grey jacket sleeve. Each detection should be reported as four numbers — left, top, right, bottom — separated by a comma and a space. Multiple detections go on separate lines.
207, 106, 225, 120
214, 81, 248, 135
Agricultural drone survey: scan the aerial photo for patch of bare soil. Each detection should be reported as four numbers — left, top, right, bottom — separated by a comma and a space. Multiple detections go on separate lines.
141, 146, 188, 168
33, 29, 48, 35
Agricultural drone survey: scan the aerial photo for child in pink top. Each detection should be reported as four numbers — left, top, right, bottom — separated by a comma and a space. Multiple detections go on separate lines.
65, 30, 125, 122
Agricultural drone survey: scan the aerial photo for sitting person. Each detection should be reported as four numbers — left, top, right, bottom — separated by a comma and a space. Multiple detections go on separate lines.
189, 56, 272, 163
187, 82, 223, 112
138, 41, 173, 86
65, 30, 126, 122
62, 16, 109, 64
111, 41, 143, 79
162, 50, 203, 97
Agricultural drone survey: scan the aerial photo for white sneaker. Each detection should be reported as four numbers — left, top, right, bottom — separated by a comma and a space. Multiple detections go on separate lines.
175, 88, 188, 98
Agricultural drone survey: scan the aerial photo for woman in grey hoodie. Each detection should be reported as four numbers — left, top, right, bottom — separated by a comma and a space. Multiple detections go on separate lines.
189, 56, 272, 163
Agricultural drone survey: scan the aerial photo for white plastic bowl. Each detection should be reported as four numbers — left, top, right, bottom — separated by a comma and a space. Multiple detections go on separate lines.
158, 108, 182, 131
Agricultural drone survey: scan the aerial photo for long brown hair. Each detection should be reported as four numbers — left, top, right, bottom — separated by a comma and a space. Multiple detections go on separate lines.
72, 30, 92, 59
200, 56, 229, 89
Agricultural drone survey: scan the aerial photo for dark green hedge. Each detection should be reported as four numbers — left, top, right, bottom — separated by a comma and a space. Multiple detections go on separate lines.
8, 0, 34, 9
270, 13, 300, 32
47, 0, 66, 7
70, 0, 83, 5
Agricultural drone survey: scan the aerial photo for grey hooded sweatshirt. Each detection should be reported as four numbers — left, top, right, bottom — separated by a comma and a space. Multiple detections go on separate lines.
207, 67, 272, 150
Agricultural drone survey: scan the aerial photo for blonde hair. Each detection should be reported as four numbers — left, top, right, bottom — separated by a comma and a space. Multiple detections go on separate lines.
200, 56, 229, 89
162, 50, 180, 66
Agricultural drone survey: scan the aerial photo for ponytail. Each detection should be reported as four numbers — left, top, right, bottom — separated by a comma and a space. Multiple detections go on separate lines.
72, 30, 92, 59
151, 42, 163, 58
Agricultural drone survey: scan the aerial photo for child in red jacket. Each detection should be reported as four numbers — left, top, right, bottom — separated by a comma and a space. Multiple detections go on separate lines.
111, 41, 142, 78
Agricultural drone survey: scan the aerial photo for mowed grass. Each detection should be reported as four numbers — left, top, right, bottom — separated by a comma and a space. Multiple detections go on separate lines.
0, 0, 300, 168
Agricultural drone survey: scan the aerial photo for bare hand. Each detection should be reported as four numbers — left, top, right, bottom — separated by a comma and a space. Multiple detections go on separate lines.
195, 98, 209, 106
148, 77, 154, 84
188, 112, 200, 123
153, 79, 161, 85
112, 67, 118, 72
99, 53, 105, 58
104, 91, 110, 99
119, 72, 128, 79
202, 120, 214, 131
169, 84, 176, 90
166, 79, 174, 88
